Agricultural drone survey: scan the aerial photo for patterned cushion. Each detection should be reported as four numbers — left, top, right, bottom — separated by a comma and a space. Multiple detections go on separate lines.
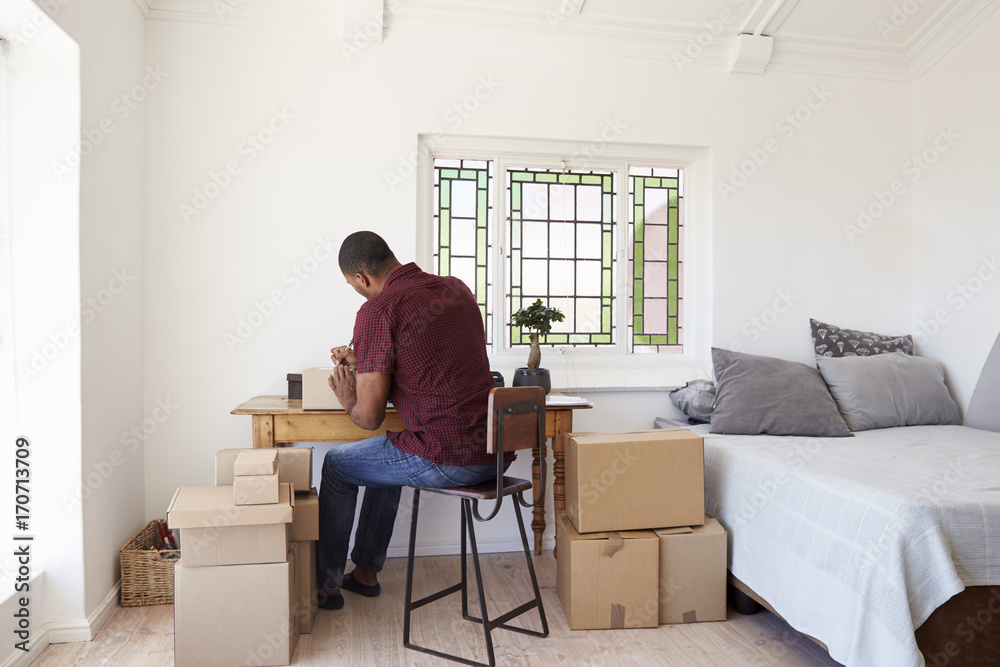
810, 318, 913, 357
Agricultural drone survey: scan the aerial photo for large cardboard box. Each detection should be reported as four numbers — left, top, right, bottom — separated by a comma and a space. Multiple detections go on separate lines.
302, 367, 343, 410
555, 513, 659, 630
655, 518, 727, 625
167, 484, 294, 567
234, 472, 280, 505
234, 449, 278, 476
565, 429, 704, 533
293, 540, 318, 634
217, 447, 313, 492
174, 552, 298, 667
291, 487, 318, 542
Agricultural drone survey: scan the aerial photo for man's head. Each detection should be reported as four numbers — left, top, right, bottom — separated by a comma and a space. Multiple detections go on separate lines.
339, 231, 400, 300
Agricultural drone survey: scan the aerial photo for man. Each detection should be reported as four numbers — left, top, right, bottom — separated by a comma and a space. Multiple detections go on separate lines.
317, 231, 509, 610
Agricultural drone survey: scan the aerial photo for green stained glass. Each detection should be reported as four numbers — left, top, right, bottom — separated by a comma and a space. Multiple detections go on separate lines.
628, 171, 684, 352
507, 167, 616, 348
433, 159, 493, 344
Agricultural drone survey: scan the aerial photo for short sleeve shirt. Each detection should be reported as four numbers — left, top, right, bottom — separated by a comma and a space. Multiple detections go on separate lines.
353, 263, 503, 466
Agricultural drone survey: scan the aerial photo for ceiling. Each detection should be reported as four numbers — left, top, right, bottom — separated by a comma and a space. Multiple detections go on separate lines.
134, 0, 1000, 80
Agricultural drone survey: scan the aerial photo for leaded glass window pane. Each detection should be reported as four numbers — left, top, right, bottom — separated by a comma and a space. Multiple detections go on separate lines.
433, 159, 493, 344
628, 167, 683, 353
507, 167, 617, 347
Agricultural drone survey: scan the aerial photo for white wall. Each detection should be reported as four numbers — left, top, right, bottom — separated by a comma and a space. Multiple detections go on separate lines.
52, 0, 147, 621
143, 21, 913, 550
913, 8, 1000, 412
0, 0, 144, 651
0, 0, 84, 652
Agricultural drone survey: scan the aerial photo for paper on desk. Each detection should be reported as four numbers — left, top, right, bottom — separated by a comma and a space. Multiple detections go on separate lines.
545, 395, 590, 406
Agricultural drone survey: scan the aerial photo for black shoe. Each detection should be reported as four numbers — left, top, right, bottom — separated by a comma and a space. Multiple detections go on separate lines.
317, 590, 345, 610
342, 572, 381, 597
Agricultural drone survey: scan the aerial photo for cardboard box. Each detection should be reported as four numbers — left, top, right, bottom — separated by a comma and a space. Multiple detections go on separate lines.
655, 518, 727, 625
555, 513, 659, 630
293, 540, 317, 634
234, 472, 280, 505
167, 484, 294, 567
565, 429, 705, 533
291, 487, 318, 542
302, 367, 343, 410
234, 448, 278, 476
174, 554, 298, 667
217, 447, 313, 492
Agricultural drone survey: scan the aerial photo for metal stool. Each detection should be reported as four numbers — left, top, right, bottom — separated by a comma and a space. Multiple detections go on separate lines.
403, 387, 549, 667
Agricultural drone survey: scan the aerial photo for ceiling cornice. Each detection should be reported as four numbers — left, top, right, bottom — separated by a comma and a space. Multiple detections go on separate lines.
137, 0, 1000, 81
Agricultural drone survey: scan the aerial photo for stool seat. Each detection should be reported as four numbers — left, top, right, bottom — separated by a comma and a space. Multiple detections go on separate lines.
414, 476, 532, 501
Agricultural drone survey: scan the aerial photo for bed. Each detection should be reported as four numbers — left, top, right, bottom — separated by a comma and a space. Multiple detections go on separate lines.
665, 324, 1000, 666
694, 423, 1000, 666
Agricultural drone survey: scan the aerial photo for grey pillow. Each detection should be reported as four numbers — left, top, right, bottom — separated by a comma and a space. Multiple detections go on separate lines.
816, 354, 961, 431
669, 379, 716, 423
710, 348, 851, 437
811, 318, 913, 357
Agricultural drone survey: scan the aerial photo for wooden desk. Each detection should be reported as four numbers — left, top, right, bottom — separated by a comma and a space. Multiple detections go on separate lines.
232, 395, 590, 554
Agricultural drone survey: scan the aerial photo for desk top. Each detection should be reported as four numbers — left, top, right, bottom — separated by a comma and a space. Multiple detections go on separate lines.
231, 394, 591, 415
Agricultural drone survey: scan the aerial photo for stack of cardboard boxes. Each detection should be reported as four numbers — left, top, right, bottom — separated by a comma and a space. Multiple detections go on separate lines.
557, 429, 728, 630
167, 447, 319, 667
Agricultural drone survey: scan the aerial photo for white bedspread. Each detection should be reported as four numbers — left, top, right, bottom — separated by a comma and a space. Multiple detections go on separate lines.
697, 423, 1000, 667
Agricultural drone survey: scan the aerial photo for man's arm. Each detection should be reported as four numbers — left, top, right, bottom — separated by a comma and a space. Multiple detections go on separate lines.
329, 366, 390, 431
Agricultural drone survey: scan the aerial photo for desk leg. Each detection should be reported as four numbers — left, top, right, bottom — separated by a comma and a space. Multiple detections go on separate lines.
252, 415, 275, 448
531, 438, 546, 556
552, 411, 571, 515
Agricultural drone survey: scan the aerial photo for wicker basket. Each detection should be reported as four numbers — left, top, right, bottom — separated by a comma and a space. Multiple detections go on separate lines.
120, 520, 180, 607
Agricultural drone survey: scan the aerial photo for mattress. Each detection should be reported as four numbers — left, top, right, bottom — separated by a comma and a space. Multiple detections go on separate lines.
696, 423, 1000, 666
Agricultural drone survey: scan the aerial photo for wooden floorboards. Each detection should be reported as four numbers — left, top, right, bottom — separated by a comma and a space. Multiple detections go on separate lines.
35, 551, 843, 666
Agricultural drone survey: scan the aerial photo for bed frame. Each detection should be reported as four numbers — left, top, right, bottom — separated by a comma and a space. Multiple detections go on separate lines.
729, 573, 1000, 665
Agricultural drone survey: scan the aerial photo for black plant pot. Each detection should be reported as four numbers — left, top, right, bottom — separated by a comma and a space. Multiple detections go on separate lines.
511, 367, 551, 394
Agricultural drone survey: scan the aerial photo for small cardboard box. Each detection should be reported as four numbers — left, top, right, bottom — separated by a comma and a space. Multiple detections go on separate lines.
234, 472, 280, 505
565, 429, 705, 533
291, 487, 318, 542
293, 540, 317, 634
655, 518, 727, 625
556, 513, 659, 630
167, 484, 294, 567
234, 449, 278, 476
302, 367, 343, 410
174, 553, 298, 667
217, 447, 313, 492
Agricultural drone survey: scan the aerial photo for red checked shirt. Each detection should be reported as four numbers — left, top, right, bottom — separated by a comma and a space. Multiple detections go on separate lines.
353, 263, 505, 466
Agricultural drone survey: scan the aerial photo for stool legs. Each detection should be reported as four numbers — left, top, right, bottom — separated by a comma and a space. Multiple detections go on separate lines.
403, 490, 548, 667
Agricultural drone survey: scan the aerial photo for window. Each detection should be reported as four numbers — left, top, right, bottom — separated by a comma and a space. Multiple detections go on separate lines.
419, 135, 710, 387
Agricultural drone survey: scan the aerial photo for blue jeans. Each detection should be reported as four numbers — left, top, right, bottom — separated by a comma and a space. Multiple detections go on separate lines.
317, 435, 508, 591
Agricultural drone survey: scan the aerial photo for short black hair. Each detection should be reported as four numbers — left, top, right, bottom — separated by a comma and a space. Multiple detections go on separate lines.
338, 231, 397, 277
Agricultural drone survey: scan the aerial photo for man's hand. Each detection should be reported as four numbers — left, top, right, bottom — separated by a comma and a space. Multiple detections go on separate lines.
331, 345, 357, 369
328, 365, 358, 415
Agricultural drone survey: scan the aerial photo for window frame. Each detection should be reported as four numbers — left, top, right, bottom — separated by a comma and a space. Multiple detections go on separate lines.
416, 134, 713, 389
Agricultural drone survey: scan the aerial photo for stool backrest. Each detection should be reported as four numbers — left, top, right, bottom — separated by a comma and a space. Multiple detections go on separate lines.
486, 387, 545, 455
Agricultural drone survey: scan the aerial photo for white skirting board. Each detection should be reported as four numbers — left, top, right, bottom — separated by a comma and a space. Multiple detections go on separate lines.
0, 582, 120, 667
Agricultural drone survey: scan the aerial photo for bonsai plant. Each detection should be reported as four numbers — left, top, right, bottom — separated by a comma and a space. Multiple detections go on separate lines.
510, 299, 565, 393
